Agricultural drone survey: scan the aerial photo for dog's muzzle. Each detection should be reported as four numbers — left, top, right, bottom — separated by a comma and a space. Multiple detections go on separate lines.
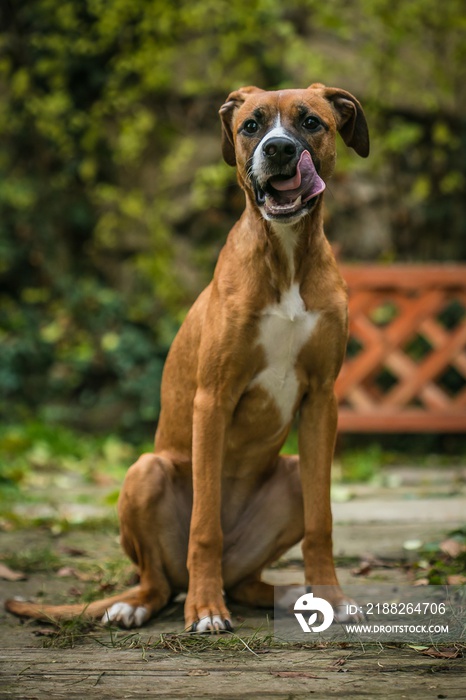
252, 137, 326, 220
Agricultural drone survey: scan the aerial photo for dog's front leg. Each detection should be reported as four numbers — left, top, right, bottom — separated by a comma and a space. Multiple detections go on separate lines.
185, 387, 232, 633
298, 382, 344, 605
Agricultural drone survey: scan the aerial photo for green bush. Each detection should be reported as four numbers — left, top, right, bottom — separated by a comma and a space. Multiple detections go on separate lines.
1, 0, 464, 438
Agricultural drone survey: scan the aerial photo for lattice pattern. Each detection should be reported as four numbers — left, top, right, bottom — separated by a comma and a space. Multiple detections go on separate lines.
336, 266, 466, 432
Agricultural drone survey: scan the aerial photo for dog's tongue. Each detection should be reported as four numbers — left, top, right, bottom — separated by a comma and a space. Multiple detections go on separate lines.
270, 150, 325, 203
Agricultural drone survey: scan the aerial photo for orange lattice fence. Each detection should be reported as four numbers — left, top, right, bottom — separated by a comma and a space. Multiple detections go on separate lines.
336, 266, 466, 432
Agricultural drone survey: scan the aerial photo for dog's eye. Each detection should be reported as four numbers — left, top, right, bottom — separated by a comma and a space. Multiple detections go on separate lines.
243, 120, 259, 134
303, 116, 321, 131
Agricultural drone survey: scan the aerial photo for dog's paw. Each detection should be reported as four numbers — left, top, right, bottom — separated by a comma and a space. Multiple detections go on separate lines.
101, 602, 149, 628
190, 615, 233, 634
333, 598, 365, 623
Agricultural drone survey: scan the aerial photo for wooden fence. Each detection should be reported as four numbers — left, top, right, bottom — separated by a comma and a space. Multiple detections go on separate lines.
336, 265, 466, 432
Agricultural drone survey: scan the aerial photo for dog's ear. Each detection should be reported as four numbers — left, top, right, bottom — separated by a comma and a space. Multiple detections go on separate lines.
310, 84, 370, 158
219, 86, 264, 166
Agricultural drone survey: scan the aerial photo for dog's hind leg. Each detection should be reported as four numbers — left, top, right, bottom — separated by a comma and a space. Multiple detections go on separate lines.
5, 452, 187, 629
103, 452, 189, 627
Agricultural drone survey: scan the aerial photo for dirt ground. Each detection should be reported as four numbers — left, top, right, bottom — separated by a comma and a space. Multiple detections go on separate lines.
1, 466, 465, 698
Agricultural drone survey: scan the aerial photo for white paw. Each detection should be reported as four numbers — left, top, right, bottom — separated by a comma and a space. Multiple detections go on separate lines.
191, 615, 232, 633
333, 599, 365, 623
101, 602, 149, 628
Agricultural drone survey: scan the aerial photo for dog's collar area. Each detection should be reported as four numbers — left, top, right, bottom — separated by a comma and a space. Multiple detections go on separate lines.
253, 150, 325, 220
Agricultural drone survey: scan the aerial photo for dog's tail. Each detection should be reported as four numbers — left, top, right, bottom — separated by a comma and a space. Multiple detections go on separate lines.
4, 586, 142, 623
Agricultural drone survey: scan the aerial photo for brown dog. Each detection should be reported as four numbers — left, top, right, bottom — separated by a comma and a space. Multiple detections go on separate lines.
6, 84, 369, 632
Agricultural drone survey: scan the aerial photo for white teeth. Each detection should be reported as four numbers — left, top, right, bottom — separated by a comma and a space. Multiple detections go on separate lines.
265, 194, 302, 215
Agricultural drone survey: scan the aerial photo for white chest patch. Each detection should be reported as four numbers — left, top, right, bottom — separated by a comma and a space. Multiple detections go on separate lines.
250, 284, 320, 424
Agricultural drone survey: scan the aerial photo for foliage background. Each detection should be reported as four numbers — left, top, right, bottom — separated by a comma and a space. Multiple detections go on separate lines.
1, 0, 465, 442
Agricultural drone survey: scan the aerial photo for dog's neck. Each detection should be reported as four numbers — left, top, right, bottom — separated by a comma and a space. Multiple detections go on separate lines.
237, 195, 327, 293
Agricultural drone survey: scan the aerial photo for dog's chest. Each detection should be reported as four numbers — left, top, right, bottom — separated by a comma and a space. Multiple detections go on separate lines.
250, 283, 320, 423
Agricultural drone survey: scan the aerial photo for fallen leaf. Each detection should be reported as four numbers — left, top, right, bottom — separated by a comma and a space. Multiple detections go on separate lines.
351, 561, 372, 577
0, 563, 27, 581
408, 645, 429, 651
440, 538, 466, 558
447, 574, 466, 585
57, 566, 78, 578
57, 567, 96, 582
32, 628, 57, 638
330, 657, 347, 668
421, 647, 461, 659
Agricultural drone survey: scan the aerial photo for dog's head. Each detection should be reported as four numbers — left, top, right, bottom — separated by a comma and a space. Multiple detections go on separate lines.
220, 84, 369, 224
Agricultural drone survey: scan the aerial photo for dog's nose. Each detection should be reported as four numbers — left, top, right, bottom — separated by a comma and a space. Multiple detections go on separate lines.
262, 137, 297, 165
